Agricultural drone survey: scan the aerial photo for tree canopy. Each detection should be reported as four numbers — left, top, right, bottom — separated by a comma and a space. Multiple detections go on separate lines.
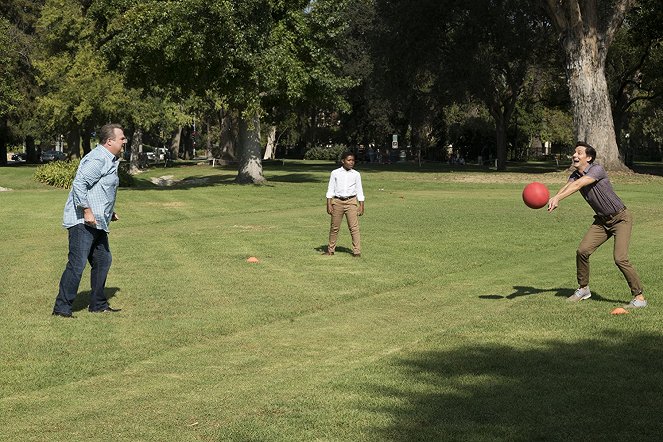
2, 0, 662, 171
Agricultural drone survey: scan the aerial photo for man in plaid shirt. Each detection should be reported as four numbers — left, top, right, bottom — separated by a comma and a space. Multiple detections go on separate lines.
52, 124, 127, 318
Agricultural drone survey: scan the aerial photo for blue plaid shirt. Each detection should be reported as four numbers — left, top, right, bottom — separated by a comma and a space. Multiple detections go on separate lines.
63, 145, 119, 232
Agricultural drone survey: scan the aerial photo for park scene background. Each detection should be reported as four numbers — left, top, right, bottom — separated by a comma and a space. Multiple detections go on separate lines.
2, 0, 663, 441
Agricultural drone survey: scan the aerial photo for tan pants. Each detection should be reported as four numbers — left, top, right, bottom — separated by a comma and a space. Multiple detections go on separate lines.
577, 208, 643, 296
327, 197, 360, 255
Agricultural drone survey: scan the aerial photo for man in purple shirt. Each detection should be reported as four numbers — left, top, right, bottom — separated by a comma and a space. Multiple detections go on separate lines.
548, 141, 646, 308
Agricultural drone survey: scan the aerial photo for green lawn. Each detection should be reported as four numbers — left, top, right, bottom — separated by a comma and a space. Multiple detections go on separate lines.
1, 160, 662, 441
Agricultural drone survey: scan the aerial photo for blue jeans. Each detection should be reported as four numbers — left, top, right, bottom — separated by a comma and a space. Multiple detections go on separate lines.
53, 223, 113, 314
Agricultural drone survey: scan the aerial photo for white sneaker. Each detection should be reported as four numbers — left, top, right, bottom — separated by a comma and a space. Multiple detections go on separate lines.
623, 298, 647, 309
567, 287, 591, 302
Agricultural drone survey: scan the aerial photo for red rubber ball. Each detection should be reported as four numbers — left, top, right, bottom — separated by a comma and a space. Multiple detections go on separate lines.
522, 182, 550, 209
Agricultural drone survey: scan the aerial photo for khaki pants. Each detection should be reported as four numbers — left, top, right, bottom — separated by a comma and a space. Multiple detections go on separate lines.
577, 208, 643, 296
327, 197, 360, 255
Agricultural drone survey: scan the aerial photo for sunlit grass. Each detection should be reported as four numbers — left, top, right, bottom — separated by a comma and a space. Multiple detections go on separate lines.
1, 160, 662, 441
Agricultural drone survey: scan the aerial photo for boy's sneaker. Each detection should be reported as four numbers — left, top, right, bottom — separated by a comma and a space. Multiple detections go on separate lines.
623, 298, 647, 309
567, 287, 591, 302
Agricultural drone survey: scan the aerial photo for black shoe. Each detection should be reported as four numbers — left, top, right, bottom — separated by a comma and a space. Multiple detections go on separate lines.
52, 311, 75, 318
90, 307, 122, 313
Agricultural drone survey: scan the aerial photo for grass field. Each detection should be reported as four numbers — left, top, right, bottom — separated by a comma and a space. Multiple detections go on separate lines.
1, 160, 662, 441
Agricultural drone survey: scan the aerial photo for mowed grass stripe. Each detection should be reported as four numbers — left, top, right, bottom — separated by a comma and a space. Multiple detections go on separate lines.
1, 273, 515, 438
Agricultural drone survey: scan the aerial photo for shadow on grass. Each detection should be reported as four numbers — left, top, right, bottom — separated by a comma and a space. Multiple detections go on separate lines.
274, 160, 567, 175
631, 163, 663, 177
367, 332, 663, 441
263, 160, 560, 182
480, 286, 627, 304
314, 245, 355, 255
267, 173, 324, 183
72, 287, 120, 312
128, 173, 237, 190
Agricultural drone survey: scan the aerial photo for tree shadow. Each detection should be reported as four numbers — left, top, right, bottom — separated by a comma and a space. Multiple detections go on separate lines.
354, 161, 566, 175
630, 163, 663, 177
128, 174, 237, 190
266, 173, 324, 183
363, 332, 663, 441
72, 287, 120, 312
479, 286, 627, 303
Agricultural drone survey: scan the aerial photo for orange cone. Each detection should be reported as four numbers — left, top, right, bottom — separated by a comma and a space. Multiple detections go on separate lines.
246, 256, 259, 263
610, 307, 629, 315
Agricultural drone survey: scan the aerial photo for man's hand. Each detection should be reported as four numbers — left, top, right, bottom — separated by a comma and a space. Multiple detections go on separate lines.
83, 208, 97, 226
547, 197, 559, 212
327, 202, 333, 215
111, 212, 119, 222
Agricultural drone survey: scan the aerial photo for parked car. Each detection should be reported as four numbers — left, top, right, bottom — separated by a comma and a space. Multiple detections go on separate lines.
11, 152, 27, 162
41, 150, 67, 163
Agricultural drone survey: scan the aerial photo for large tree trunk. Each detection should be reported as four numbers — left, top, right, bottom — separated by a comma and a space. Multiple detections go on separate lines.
565, 43, 627, 169
66, 127, 81, 159
263, 125, 277, 160
81, 126, 92, 156
494, 117, 509, 171
180, 126, 193, 159
235, 113, 265, 184
26, 135, 38, 164
170, 127, 182, 159
219, 108, 238, 160
487, 96, 516, 171
543, 0, 635, 171
205, 118, 213, 159
0, 117, 7, 167
129, 128, 143, 174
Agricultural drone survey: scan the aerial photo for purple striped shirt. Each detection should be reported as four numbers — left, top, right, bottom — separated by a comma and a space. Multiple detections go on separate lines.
568, 163, 625, 217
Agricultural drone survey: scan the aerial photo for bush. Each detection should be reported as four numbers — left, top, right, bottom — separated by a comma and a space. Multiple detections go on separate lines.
118, 163, 134, 187
34, 159, 80, 189
34, 159, 133, 188
303, 144, 348, 161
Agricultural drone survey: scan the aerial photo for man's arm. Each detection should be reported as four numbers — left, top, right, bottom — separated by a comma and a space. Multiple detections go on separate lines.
71, 158, 104, 214
326, 171, 336, 215
355, 172, 365, 216
548, 175, 596, 212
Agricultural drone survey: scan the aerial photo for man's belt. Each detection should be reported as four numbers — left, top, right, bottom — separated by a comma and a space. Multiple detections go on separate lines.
597, 206, 626, 221
335, 195, 356, 201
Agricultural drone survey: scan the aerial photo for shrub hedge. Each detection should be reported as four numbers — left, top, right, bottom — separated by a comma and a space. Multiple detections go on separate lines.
303, 144, 348, 161
34, 159, 133, 189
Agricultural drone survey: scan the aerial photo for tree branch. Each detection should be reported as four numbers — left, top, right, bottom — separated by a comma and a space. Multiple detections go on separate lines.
542, 0, 568, 34
604, 0, 637, 48
542, 0, 586, 43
